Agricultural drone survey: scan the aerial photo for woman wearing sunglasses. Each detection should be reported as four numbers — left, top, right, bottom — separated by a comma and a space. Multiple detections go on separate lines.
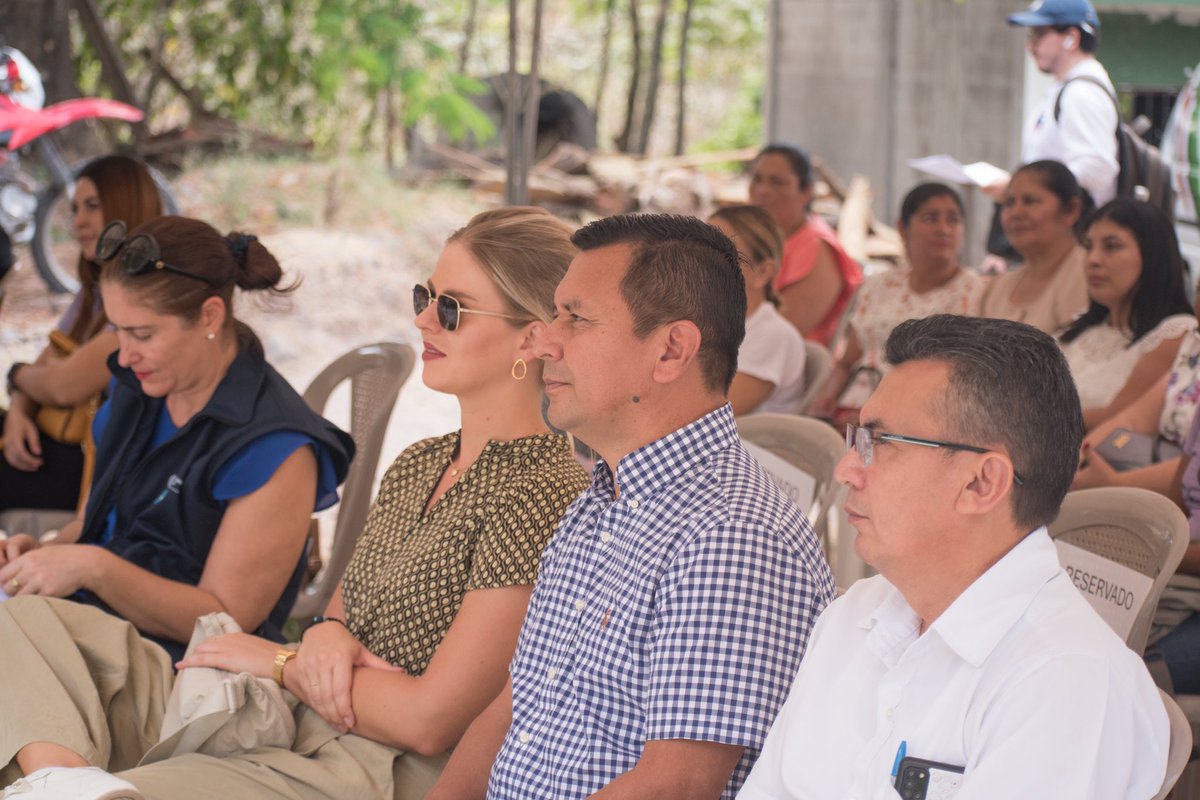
1, 155, 162, 513
0, 208, 589, 800
0, 215, 356, 795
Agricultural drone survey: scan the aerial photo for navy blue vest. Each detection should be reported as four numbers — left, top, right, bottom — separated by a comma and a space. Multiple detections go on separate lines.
78, 337, 354, 659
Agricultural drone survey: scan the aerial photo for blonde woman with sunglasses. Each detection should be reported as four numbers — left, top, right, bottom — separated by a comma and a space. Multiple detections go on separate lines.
0, 208, 589, 800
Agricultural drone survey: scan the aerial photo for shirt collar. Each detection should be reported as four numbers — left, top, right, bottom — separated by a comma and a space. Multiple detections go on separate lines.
861, 527, 1061, 668
590, 404, 738, 502
928, 527, 1060, 666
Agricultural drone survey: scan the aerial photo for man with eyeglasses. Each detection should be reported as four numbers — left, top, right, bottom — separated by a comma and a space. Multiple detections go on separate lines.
426, 213, 834, 800
985, 0, 1118, 207
738, 315, 1168, 799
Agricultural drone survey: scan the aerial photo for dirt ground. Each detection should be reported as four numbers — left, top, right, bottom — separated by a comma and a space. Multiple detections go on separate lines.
0, 160, 496, 494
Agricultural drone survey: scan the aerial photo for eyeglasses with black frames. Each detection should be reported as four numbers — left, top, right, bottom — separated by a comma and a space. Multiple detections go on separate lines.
845, 423, 1025, 486
96, 220, 217, 286
412, 283, 527, 332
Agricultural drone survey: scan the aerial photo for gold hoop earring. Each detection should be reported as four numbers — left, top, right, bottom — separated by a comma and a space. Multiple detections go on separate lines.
511, 358, 528, 381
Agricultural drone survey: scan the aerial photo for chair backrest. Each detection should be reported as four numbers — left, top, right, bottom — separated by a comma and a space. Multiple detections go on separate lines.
737, 413, 844, 555
1153, 688, 1193, 800
797, 340, 834, 415
1048, 487, 1189, 655
291, 341, 414, 619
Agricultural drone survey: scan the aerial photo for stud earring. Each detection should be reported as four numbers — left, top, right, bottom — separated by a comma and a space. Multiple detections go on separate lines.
206, 332, 216, 341
511, 358, 528, 381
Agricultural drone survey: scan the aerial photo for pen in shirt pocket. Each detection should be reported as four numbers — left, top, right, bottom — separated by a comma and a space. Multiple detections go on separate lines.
891, 740, 907, 778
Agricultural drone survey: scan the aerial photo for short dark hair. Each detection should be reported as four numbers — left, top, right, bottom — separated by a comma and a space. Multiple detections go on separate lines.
899, 183, 964, 227
885, 315, 1083, 530
571, 213, 746, 393
756, 143, 813, 189
1061, 199, 1192, 345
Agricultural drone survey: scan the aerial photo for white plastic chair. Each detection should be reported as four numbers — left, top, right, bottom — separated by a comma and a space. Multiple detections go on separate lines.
1154, 688, 1194, 800
1047, 487, 1189, 655
797, 340, 833, 415
291, 341, 414, 619
737, 413, 844, 557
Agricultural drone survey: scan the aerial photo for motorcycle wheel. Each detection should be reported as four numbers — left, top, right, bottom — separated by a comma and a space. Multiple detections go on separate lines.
31, 163, 179, 294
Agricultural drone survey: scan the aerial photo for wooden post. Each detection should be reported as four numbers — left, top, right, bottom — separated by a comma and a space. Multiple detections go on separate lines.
505, 0, 522, 204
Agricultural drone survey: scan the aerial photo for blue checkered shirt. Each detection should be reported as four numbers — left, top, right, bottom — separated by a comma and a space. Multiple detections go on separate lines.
486, 405, 835, 799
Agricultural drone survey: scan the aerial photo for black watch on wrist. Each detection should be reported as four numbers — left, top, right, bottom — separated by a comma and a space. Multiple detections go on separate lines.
6, 362, 28, 396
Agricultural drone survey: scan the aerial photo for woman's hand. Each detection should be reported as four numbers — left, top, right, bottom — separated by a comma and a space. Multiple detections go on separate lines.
0, 533, 39, 569
3, 407, 43, 472
176, 632, 279, 678
1072, 445, 1118, 490
291, 620, 402, 733
0, 542, 104, 597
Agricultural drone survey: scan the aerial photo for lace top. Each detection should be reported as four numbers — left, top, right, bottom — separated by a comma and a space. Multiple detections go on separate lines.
850, 266, 984, 369
1062, 314, 1197, 410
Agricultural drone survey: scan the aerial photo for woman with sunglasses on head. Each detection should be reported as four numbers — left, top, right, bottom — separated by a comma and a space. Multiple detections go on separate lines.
0, 215, 355, 798
1, 155, 162, 513
0, 208, 589, 800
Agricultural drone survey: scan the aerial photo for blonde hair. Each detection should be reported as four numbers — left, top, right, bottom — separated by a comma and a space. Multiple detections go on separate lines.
446, 207, 576, 324
709, 204, 784, 307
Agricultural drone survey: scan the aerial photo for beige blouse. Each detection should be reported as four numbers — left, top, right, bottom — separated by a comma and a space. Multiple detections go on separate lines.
980, 245, 1089, 335
341, 431, 589, 675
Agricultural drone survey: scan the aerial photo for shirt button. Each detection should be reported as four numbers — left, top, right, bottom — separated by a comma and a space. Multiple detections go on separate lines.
600, 531, 612, 544
628, 499, 640, 509
574, 599, 586, 612
518, 731, 532, 744
548, 667, 558, 680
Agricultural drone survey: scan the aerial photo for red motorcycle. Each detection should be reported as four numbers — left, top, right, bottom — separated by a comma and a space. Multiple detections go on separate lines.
0, 43, 175, 293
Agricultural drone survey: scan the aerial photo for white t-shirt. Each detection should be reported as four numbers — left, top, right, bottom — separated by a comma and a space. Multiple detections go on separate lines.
1062, 314, 1197, 411
739, 303, 807, 415
1023, 59, 1119, 206
737, 529, 1169, 800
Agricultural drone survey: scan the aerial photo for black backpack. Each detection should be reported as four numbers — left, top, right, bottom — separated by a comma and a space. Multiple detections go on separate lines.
1054, 75, 1175, 220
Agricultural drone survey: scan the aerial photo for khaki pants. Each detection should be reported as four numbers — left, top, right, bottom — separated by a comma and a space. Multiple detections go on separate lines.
0, 597, 447, 799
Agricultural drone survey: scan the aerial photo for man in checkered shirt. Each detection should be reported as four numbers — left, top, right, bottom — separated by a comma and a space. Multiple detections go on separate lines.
427, 213, 835, 799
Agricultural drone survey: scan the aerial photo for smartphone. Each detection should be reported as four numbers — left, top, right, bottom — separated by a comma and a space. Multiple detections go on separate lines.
893, 756, 964, 800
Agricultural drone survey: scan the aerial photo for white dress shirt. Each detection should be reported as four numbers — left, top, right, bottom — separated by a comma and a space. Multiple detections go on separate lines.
738, 528, 1169, 800
1023, 59, 1119, 206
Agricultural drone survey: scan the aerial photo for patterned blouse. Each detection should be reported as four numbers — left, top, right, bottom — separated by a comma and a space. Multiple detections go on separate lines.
340, 431, 589, 675
850, 266, 984, 369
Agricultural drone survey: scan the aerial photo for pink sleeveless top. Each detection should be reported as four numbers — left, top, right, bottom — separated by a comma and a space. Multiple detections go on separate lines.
774, 215, 863, 346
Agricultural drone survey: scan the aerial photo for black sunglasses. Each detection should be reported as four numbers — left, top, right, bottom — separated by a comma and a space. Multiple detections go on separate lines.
412, 283, 526, 332
96, 220, 217, 286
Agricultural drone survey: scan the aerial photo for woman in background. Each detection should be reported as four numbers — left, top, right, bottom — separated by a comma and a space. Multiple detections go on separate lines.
2, 155, 163, 511
748, 143, 862, 347
709, 205, 807, 416
808, 183, 983, 424
980, 159, 1089, 335
1059, 199, 1194, 430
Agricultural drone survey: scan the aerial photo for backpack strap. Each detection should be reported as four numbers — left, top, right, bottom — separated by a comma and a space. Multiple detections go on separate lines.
1053, 75, 1120, 130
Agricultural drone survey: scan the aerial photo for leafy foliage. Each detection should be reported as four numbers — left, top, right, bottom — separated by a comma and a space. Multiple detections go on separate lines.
79, 0, 494, 149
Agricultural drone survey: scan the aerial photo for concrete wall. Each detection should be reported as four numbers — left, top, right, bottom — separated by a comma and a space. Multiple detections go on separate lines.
767, 0, 1028, 259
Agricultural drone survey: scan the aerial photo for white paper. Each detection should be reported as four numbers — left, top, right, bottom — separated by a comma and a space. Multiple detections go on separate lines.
1054, 540, 1155, 641
742, 441, 817, 518
907, 155, 1010, 188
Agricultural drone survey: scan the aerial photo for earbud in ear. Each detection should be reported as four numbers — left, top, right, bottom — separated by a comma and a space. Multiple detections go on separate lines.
1063, 35, 1075, 48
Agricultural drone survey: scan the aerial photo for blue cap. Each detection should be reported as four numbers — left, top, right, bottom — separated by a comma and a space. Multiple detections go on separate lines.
1008, 0, 1100, 34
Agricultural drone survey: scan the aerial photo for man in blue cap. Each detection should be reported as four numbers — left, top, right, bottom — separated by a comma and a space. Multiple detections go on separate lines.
987, 0, 1118, 206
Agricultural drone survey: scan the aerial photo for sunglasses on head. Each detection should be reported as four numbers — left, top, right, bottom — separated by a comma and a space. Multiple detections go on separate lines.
412, 283, 527, 332
96, 220, 218, 286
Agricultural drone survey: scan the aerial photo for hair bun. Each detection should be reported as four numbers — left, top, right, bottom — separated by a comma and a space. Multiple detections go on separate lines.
227, 233, 258, 268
